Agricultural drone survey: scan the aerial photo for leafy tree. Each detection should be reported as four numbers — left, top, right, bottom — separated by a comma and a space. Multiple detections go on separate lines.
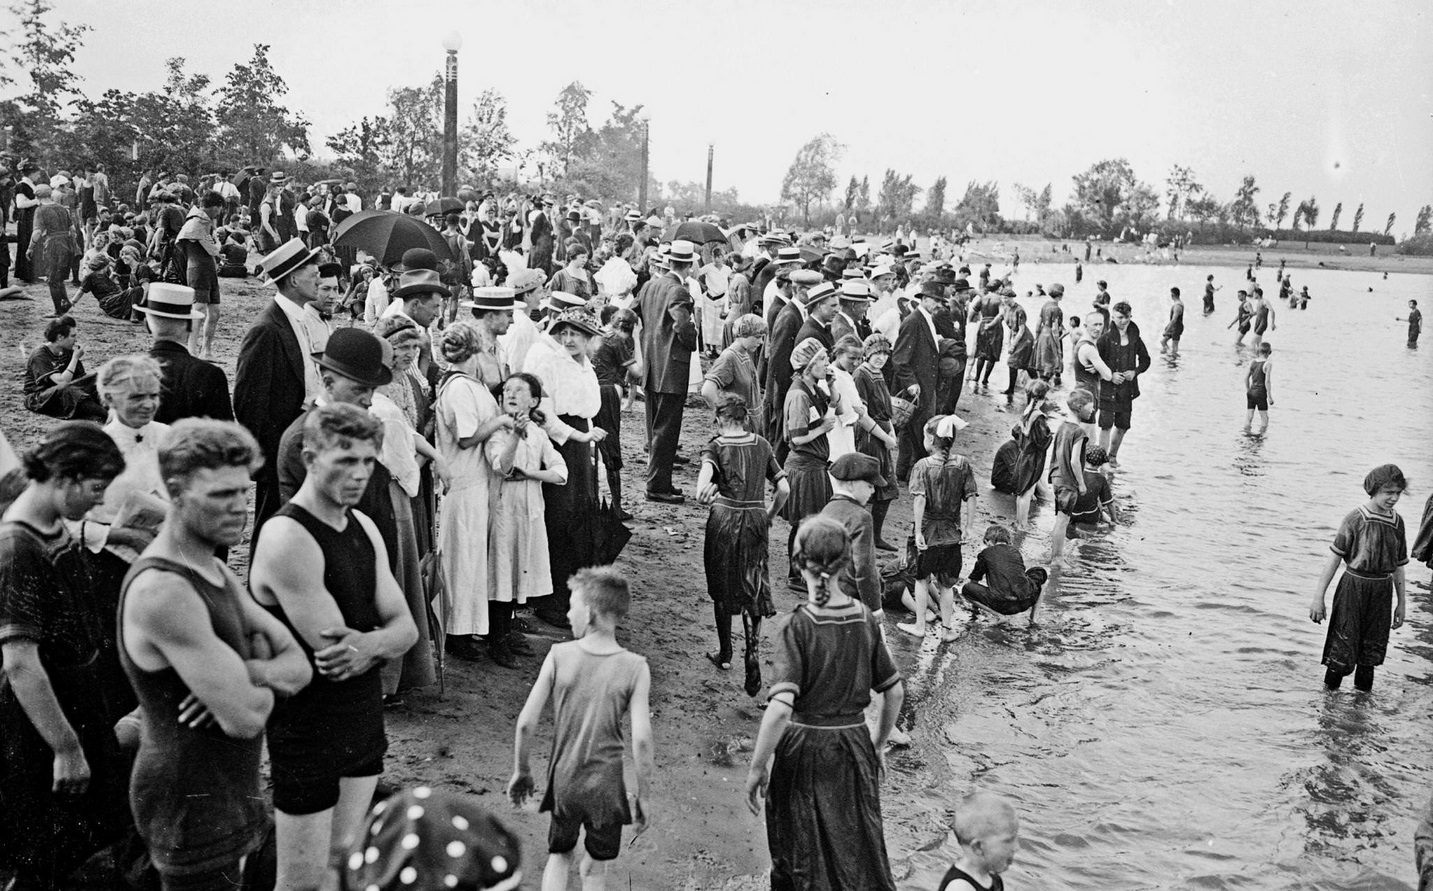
1013, 183, 1039, 222
856, 175, 871, 215
327, 115, 393, 194
1415, 205, 1432, 236
953, 180, 1001, 231
214, 44, 311, 165
875, 169, 919, 226
460, 88, 516, 186
2, 0, 91, 162
1352, 203, 1364, 233
574, 101, 647, 202
1274, 192, 1292, 229
1384, 212, 1397, 237
1295, 196, 1320, 247
383, 76, 443, 188
1165, 165, 1200, 220
1228, 175, 1261, 228
541, 81, 594, 179
925, 176, 947, 224
1329, 201, 1342, 231
1070, 158, 1158, 235
1187, 194, 1222, 224
779, 133, 843, 224
843, 175, 859, 211
1266, 202, 1279, 224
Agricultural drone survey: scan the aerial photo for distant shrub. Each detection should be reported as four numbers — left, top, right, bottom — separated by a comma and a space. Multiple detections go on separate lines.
1266, 229, 1395, 246
1394, 234, 1433, 256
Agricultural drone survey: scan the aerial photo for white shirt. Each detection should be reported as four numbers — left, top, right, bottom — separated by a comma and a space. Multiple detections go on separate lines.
344, 193, 362, 213
304, 303, 333, 352
92, 419, 172, 526
521, 334, 601, 443
364, 278, 390, 326
274, 293, 324, 401
214, 181, 240, 201
499, 310, 540, 375
389, 194, 406, 212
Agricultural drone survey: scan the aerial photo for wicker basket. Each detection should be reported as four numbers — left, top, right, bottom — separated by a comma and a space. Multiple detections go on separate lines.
890, 386, 919, 430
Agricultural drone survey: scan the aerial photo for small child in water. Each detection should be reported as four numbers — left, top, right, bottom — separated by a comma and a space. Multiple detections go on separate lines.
959, 524, 1049, 623
938, 791, 1020, 891
898, 414, 978, 641
509, 567, 654, 888
1068, 444, 1118, 532
1309, 464, 1409, 692
1243, 342, 1274, 435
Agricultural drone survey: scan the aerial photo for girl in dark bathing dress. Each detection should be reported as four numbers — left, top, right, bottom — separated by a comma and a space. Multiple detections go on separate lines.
1310, 464, 1409, 692
697, 396, 789, 695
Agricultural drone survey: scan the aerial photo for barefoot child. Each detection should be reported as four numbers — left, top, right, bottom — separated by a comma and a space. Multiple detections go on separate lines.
1243, 342, 1274, 434
1397, 299, 1421, 348
1067, 445, 1118, 533
1049, 388, 1096, 559
697, 395, 790, 696
938, 791, 1021, 891
1309, 464, 1409, 692
960, 524, 1050, 623
898, 414, 978, 641
508, 567, 653, 890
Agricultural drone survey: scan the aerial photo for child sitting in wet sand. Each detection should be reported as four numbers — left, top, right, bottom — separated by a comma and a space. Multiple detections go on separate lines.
898, 414, 978, 642
1068, 445, 1118, 531
959, 524, 1049, 622
939, 791, 1021, 891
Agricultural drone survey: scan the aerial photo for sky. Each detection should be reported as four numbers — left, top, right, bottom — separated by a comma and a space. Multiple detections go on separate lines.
14, 0, 1433, 230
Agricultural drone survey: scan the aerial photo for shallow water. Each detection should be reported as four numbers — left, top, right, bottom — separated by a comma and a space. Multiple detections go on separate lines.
900, 262, 1433, 889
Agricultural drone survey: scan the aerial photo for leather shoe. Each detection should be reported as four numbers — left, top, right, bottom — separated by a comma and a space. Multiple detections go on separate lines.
489, 639, 520, 669
646, 490, 685, 504
505, 633, 536, 656
446, 635, 485, 662
672, 454, 691, 465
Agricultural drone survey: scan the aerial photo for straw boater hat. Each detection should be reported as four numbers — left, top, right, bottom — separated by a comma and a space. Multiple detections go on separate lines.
269, 171, 288, 185
543, 291, 588, 313
841, 267, 867, 281
261, 238, 321, 284
312, 328, 392, 388
869, 260, 897, 280
137, 283, 205, 320
839, 280, 873, 301
774, 246, 804, 265
665, 239, 698, 265
624, 209, 643, 222
800, 281, 838, 306
462, 286, 524, 313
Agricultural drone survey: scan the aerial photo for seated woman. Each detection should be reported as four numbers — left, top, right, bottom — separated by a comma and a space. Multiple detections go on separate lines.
76, 252, 140, 321
217, 229, 249, 278
23, 315, 106, 421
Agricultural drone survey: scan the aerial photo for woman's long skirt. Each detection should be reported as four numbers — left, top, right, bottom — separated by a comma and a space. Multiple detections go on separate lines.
540, 415, 598, 615
1321, 570, 1394, 670
381, 479, 436, 693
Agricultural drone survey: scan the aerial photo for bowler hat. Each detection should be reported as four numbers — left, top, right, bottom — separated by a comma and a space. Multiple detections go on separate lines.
400, 248, 439, 272
312, 328, 393, 388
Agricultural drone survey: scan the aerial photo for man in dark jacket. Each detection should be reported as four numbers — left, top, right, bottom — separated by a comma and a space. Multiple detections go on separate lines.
762, 269, 822, 461
893, 280, 946, 478
140, 283, 234, 424
1096, 300, 1152, 466
636, 240, 699, 502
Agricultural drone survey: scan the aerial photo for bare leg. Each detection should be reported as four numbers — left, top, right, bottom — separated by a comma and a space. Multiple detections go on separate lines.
189, 307, 205, 355
1015, 489, 1034, 530
938, 582, 961, 641
1255, 409, 1269, 435
1050, 515, 1071, 559
543, 852, 574, 891
898, 578, 932, 636
202, 305, 221, 357
1243, 409, 1254, 433
579, 852, 609, 890
275, 809, 334, 891
1107, 426, 1128, 462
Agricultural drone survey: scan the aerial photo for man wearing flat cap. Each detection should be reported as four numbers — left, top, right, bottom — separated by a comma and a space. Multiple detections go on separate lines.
234, 238, 326, 554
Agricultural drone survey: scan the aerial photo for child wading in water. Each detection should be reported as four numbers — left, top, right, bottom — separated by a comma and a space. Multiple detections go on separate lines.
1243, 342, 1274, 435
1048, 388, 1096, 560
959, 524, 1049, 623
898, 414, 978, 641
697, 395, 790, 696
509, 567, 653, 889
938, 791, 1021, 891
1309, 464, 1409, 692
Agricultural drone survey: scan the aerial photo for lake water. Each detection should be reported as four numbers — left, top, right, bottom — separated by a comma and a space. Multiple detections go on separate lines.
896, 261, 1433, 889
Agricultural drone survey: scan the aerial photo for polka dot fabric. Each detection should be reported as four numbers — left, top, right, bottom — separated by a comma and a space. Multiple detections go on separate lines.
342, 787, 522, 891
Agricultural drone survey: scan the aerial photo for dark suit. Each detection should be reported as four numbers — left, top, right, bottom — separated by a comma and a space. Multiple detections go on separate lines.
795, 317, 835, 354
636, 271, 698, 494
233, 299, 309, 555
749, 257, 777, 316
831, 311, 870, 348
762, 301, 805, 462
149, 340, 234, 425
893, 307, 939, 478
819, 495, 879, 612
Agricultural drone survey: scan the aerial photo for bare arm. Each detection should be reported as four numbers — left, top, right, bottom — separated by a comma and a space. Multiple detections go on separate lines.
1, 641, 88, 791
873, 680, 903, 749
769, 478, 790, 523
744, 692, 794, 816
507, 651, 556, 805
913, 493, 927, 548
629, 662, 654, 829
1309, 552, 1342, 623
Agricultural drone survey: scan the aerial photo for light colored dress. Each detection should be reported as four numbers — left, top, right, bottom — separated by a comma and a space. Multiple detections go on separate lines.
435, 373, 497, 637
827, 366, 864, 460
485, 423, 567, 605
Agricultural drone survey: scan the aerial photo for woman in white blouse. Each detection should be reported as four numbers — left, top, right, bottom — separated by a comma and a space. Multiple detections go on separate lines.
89, 355, 170, 558
521, 308, 607, 629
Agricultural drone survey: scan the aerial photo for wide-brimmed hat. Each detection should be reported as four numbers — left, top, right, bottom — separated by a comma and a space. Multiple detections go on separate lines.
261, 238, 321, 284
548, 309, 601, 338
951, 277, 972, 293
869, 261, 897, 279
506, 268, 544, 295
391, 267, 450, 301
312, 328, 393, 388
137, 283, 205, 320
918, 280, 948, 300
462, 286, 524, 313
543, 291, 588, 313
758, 232, 791, 246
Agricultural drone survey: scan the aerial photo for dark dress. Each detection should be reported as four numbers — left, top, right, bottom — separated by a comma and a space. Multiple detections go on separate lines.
990, 439, 1020, 495
702, 433, 784, 618
961, 544, 1047, 616
781, 377, 833, 523
120, 557, 267, 876
973, 296, 1005, 361
1011, 412, 1052, 497
910, 454, 977, 585
80, 270, 139, 320
766, 600, 900, 891
853, 365, 898, 504
1322, 505, 1407, 671
938, 865, 1004, 891
262, 505, 387, 810
0, 521, 131, 882
592, 332, 634, 474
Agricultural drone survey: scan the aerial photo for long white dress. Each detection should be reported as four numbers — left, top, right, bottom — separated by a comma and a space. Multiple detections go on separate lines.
485, 424, 567, 605
436, 373, 497, 637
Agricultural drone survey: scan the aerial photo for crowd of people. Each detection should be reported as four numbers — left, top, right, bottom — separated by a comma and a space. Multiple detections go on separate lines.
3, 150, 1432, 891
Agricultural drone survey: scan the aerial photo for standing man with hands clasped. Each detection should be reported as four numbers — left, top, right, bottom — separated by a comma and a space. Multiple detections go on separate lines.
249, 403, 418, 891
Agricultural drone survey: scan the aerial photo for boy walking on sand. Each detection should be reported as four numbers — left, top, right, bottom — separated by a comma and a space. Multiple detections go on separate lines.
509, 567, 653, 891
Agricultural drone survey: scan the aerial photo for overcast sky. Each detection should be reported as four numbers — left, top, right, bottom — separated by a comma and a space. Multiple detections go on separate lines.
23, 0, 1433, 228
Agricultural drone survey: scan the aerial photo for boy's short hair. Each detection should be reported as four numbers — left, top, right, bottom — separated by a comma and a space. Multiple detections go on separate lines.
303, 403, 383, 455
950, 791, 1017, 846
160, 419, 264, 493
1411, 299, 1419, 307
984, 524, 1011, 545
570, 566, 631, 621
1362, 464, 1407, 497
44, 314, 77, 342
1258, 342, 1272, 355
1067, 387, 1094, 413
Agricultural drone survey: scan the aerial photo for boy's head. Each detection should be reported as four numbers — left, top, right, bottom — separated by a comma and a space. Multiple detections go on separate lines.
828, 453, 884, 506
568, 566, 631, 635
1067, 387, 1095, 421
951, 792, 1020, 875
1084, 445, 1109, 468
983, 524, 1011, 545
1258, 342, 1271, 356
1410, 299, 1418, 309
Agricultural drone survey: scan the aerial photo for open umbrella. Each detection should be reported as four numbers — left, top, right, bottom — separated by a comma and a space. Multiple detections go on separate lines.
425, 197, 464, 216
672, 220, 728, 245
333, 210, 453, 268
